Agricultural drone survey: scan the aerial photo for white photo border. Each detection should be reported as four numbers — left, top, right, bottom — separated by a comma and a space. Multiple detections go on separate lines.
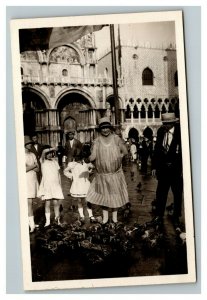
10, 10, 196, 291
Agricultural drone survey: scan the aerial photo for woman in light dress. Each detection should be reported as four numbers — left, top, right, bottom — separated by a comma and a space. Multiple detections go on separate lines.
38, 147, 64, 226
25, 136, 39, 232
86, 117, 129, 224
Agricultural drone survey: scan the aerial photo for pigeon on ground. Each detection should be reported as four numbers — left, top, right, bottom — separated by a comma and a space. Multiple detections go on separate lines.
136, 182, 142, 192
151, 199, 157, 212
176, 227, 186, 244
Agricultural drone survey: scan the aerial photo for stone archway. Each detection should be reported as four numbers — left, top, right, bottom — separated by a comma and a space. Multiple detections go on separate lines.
128, 127, 139, 142
57, 92, 96, 144
22, 88, 47, 137
143, 126, 153, 140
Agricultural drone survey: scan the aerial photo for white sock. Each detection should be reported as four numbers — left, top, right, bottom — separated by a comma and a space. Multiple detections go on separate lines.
28, 216, 35, 232
103, 210, 109, 224
45, 212, 50, 226
87, 208, 93, 218
112, 210, 118, 223
78, 207, 84, 218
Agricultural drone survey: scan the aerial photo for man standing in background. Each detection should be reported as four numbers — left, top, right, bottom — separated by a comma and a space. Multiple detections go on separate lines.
64, 129, 82, 164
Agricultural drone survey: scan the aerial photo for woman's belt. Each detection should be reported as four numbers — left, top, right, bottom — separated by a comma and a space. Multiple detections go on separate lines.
98, 167, 122, 176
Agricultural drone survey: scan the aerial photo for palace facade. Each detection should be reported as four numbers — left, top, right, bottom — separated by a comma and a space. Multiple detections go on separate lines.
21, 33, 179, 146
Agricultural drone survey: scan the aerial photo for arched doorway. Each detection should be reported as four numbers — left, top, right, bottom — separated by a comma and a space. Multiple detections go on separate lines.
57, 92, 95, 144
143, 126, 153, 140
128, 127, 139, 142
22, 89, 47, 137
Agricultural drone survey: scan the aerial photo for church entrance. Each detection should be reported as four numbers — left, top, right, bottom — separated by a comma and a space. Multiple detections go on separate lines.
57, 92, 96, 145
22, 88, 48, 143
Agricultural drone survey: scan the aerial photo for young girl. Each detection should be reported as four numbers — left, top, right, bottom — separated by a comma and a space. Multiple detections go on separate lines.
25, 136, 39, 232
38, 147, 64, 226
63, 148, 96, 223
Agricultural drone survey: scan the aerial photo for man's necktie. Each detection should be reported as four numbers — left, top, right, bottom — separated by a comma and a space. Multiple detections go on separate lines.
165, 132, 169, 151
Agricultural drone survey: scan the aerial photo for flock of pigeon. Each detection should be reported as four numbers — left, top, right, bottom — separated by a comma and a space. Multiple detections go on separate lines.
31, 180, 186, 267
33, 201, 186, 267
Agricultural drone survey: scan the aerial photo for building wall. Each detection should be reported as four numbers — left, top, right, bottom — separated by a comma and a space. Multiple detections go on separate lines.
97, 45, 179, 139
98, 46, 178, 101
21, 40, 180, 145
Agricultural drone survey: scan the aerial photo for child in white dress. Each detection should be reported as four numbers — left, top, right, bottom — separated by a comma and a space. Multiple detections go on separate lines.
64, 149, 96, 223
38, 147, 64, 226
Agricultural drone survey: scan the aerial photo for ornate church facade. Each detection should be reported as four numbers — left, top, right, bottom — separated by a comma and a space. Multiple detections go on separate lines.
21, 33, 179, 146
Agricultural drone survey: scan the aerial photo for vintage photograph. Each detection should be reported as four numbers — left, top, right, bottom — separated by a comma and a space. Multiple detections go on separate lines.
10, 11, 196, 290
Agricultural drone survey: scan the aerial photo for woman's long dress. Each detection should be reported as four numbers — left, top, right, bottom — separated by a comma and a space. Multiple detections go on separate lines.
25, 152, 39, 198
86, 134, 128, 208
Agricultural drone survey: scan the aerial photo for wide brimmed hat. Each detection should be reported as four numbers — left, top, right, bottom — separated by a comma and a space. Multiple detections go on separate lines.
161, 113, 179, 123
42, 147, 56, 157
24, 135, 34, 146
98, 117, 113, 129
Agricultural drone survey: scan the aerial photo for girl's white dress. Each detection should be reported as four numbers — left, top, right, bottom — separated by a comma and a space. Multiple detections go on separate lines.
64, 161, 93, 198
38, 159, 64, 200
26, 152, 39, 198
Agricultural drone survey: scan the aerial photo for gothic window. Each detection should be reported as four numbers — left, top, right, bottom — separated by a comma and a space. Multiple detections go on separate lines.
155, 105, 160, 118
125, 104, 131, 119
62, 69, 68, 76
174, 71, 178, 87
168, 103, 174, 113
148, 105, 153, 118
133, 105, 138, 119
21, 67, 23, 75
142, 68, 153, 85
140, 105, 146, 119
161, 104, 167, 114
175, 102, 180, 118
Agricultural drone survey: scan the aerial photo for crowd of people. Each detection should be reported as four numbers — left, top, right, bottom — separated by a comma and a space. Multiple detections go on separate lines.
25, 113, 183, 233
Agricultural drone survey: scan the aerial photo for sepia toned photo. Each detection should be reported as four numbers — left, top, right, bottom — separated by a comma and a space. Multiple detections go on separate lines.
10, 10, 196, 290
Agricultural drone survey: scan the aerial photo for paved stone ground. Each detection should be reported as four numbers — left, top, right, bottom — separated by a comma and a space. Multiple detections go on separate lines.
30, 159, 187, 282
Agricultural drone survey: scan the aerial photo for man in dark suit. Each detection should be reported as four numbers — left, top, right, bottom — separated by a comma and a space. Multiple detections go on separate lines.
30, 133, 44, 183
151, 113, 183, 228
64, 129, 82, 164
140, 136, 153, 175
